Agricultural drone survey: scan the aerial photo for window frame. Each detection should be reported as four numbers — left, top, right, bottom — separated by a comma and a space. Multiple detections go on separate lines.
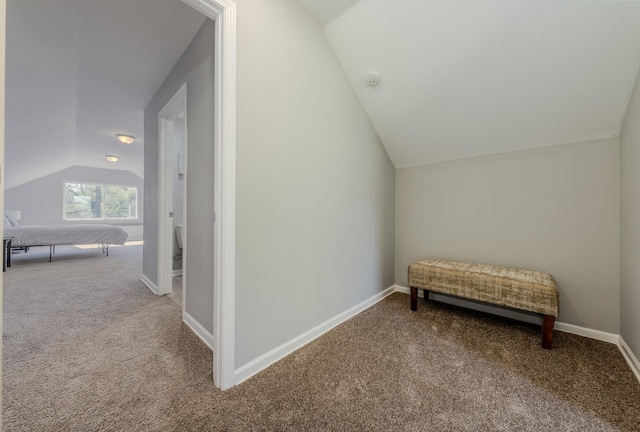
63, 181, 139, 221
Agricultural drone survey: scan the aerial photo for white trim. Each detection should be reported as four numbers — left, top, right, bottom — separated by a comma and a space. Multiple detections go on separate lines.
172, 269, 183, 277
397, 286, 640, 381
235, 286, 396, 385
181, 0, 236, 391
394, 285, 619, 343
181, 107, 189, 328
140, 274, 160, 295
618, 336, 640, 383
157, 84, 187, 296
554, 322, 619, 344
184, 311, 215, 350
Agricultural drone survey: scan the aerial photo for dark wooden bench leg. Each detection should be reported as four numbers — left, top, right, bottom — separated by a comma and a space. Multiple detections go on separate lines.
410, 287, 418, 311
542, 315, 555, 349
7, 239, 12, 268
423, 289, 429, 301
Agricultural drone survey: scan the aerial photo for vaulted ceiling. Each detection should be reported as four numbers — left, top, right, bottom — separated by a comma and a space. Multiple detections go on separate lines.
298, 0, 640, 168
294, 0, 361, 26
5, 0, 205, 189
7, 0, 640, 190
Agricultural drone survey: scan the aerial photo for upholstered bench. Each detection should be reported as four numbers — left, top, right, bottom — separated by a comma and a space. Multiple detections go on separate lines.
408, 258, 559, 349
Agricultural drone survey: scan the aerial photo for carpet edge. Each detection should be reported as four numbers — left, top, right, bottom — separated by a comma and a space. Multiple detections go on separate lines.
184, 311, 215, 350
234, 285, 396, 385
618, 336, 640, 384
140, 274, 160, 295
394, 285, 619, 343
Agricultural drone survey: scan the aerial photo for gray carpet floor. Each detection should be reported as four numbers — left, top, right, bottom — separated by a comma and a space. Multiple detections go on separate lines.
3, 244, 640, 431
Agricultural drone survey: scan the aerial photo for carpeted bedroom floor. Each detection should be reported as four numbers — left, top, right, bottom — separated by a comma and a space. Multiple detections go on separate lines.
3, 244, 640, 431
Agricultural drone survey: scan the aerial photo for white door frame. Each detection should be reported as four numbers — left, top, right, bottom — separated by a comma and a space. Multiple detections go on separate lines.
158, 84, 187, 298
181, 0, 236, 390
0, 4, 5, 424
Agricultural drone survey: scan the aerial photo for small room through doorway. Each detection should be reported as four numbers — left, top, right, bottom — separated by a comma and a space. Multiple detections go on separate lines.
157, 83, 187, 310
168, 112, 185, 309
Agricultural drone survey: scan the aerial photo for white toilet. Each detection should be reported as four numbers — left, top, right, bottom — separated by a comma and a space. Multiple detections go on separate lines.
175, 224, 184, 250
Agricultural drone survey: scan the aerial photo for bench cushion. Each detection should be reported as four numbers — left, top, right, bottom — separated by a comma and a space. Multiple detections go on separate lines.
408, 258, 559, 317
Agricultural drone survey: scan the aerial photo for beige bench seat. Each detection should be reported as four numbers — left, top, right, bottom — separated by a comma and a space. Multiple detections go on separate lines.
408, 258, 559, 349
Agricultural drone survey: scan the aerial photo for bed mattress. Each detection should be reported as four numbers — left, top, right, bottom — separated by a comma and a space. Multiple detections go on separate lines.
4, 224, 128, 247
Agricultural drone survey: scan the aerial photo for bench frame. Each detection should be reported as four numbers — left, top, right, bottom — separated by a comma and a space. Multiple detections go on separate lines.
410, 287, 556, 349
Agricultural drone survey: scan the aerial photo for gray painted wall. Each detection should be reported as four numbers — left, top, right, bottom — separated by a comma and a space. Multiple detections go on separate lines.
621, 67, 640, 359
396, 138, 620, 333
143, 19, 214, 333
5, 165, 143, 226
233, 0, 395, 368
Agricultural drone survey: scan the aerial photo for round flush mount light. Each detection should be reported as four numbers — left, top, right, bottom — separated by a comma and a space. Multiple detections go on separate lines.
105, 155, 120, 162
116, 134, 135, 144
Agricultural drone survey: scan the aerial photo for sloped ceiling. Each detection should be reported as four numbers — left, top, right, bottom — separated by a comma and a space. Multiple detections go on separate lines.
294, 0, 361, 26
5, 0, 205, 189
298, 0, 640, 168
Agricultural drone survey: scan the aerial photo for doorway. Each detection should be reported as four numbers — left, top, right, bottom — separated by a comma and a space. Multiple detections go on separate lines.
178, 0, 236, 390
158, 83, 187, 310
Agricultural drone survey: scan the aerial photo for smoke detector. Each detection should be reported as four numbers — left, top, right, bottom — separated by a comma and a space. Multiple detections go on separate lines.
367, 72, 380, 87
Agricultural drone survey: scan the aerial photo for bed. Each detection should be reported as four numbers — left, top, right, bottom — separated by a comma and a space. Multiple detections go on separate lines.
4, 224, 129, 261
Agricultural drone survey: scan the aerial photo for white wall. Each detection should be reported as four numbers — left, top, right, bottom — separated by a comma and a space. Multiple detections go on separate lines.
172, 117, 185, 271
396, 138, 620, 333
233, 0, 395, 368
621, 66, 640, 359
4, 165, 143, 226
144, 19, 215, 333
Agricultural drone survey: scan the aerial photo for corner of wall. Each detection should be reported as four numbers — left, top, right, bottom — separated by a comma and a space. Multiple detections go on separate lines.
619, 54, 640, 363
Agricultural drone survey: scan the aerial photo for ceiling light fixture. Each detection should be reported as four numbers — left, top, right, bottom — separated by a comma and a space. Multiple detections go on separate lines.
116, 134, 135, 144
105, 155, 120, 162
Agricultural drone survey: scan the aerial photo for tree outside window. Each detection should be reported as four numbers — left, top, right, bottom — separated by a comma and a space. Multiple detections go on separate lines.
64, 182, 137, 220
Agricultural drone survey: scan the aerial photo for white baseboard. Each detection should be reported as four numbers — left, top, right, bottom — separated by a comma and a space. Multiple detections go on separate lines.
140, 274, 160, 295
183, 311, 214, 350
618, 336, 640, 383
396, 286, 640, 382
172, 269, 183, 277
143, 273, 213, 352
554, 322, 619, 344
235, 285, 396, 385
394, 285, 618, 343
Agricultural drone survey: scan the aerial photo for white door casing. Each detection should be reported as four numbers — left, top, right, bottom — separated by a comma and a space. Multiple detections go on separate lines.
158, 84, 187, 297
180, 0, 236, 391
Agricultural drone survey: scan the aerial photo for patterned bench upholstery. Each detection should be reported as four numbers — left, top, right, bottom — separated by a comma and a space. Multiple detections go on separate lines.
408, 258, 559, 349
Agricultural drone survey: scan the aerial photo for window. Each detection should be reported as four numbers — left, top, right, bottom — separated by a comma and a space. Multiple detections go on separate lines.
64, 182, 138, 220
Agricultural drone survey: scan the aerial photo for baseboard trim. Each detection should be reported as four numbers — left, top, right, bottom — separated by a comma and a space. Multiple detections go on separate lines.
235, 285, 396, 385
618, 336, 640, 383
140, 274, 160, 295
172, 269, 183, 277
554, 322, 619, 344
394, 285, 618, 343
183, 311, 214, 350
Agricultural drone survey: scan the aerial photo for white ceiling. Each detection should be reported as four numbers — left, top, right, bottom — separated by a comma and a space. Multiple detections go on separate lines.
5, 0, 205, 189
305, 0, 640, 168
9, 1, 640, 186
294, 0, 361, 26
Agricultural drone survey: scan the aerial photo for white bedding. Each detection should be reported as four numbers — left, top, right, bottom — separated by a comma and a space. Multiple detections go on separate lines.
4, 224, 128, 247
